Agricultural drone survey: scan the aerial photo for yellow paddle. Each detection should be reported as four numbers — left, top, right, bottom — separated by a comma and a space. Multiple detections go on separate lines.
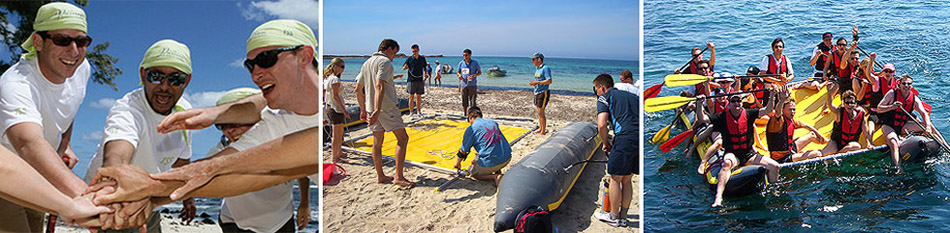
664, 74, 785, 87
650, 106, 685, 144
645, 89, 768, 113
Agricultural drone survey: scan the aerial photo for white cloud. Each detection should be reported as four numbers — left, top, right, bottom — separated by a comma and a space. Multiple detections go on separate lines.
239, 0, 319, 28
229, 58, 245, 69
182, 91, 229, 109
81, 131, 102, 142
89, 98, 116, 109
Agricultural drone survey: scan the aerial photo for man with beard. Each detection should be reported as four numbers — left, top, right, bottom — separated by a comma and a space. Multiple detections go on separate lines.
83, 39, 196, 232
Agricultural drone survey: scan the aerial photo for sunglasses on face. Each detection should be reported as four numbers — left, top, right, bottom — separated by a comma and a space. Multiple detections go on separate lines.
844, 100, 856, 105
837, 43, 847, 46
700, 66, 710, 70
884, 70, 895, 73
146, 69, 188, 86
337, 64, 345, 69
729, 97, 742, 103
902, 82, 913, 86
773, 45, 784, 49
243, 45, 303, 73
851, 57, 859, 60
38, 31, 93, 47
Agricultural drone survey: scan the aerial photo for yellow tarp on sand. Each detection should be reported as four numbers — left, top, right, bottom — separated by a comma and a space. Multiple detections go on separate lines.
347, 119, 532, 171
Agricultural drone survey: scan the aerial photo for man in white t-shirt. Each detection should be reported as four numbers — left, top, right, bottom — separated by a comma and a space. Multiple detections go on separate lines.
83, 39, 196, 232
615, 69, 639, 94
0, 3, 92, 231
356, 39, 415, 186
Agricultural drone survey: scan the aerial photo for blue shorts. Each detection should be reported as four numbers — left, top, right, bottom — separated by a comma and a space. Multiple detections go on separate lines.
607, 134, 638, 175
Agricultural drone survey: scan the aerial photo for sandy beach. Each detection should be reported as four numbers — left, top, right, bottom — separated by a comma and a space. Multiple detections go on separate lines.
323, 82, 641, 232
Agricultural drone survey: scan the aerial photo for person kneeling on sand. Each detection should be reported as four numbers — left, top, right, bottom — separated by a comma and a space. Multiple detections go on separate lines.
454, 107, 511, 186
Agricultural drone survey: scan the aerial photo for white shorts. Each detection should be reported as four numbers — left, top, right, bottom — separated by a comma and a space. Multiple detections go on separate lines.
369, 108, 405, 132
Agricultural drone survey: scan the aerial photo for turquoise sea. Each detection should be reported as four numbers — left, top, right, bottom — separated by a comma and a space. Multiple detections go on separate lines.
323, 56, 637, 95
645, 1, 950, 232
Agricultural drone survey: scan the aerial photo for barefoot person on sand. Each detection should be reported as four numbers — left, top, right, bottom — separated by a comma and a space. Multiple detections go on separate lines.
454, 107, 511, 186
529, 52, 552, 135
355, 39, 415, 186
325, 58, 350, 164
592, 74, 639, 227
0, 3, 94, 231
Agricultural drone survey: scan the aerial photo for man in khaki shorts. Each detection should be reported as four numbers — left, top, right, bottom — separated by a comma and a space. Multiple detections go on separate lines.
355, 39, 414, 186
453, 107, 511, 186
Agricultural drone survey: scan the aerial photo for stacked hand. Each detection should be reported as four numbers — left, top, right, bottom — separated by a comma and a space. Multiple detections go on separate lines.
82, 165, 200, 230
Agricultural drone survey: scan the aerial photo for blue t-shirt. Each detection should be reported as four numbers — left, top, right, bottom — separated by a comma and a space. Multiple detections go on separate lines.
533, 64, 552, 94
458, 59, 480, 87
460, 118, 512, 167
403, 55, 427, 82
597, 88, 639, 136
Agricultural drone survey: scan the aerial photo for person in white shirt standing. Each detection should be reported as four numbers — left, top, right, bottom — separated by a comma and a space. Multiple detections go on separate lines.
0, 2, 92, 232
83, 39, 196, 232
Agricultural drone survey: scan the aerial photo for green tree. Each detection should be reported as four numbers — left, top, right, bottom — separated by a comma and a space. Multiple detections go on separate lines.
0, 0, 119, 90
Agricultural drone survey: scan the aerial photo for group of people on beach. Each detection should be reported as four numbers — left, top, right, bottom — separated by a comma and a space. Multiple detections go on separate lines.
673, 25, 943, 207
322, 38, 641, 228
0, 2, 317, 232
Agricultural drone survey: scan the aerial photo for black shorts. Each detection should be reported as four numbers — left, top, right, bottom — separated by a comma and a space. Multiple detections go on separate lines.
607, 134, 638, 175
728, 149, 760, 166
407, 80, 425, 95
534, 90, 550, 109
327, 108, 346, 124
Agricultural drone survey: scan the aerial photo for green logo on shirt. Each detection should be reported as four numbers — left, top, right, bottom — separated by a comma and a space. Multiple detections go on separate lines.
14, 107, 26, 115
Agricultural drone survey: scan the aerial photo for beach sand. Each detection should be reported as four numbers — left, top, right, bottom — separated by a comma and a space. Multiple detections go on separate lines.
54, 213, 222, 233
324, 82, 641, 232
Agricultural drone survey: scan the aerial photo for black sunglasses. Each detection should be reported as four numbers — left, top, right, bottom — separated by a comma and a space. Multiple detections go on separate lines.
146, 69, 188, 86
773, 45, 784, 48
243, 45, 303, 73
700, 66, 710, 69
38, 31, 92, 47
902, 82, 913, 86
884, 70, 895, 73
729, 97, 742, 103
836, 43, 847, 46
844, 100, 856, 105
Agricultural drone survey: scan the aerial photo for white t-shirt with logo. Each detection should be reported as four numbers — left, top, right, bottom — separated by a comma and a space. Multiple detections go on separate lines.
83, 88, 192, 181
0, 57, 89, 151
219, 107, 318, 232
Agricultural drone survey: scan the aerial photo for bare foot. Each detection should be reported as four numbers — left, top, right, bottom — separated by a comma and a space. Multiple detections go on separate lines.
697, 162, 707, 175
534, 129, 546, 135
711, 197, 723, 207
393, 178, 415, 187
376, 175, 394, 184
896, 167, 905, 175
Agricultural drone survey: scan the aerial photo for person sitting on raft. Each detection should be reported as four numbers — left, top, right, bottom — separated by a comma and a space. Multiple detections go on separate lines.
743, 66, 774, 109
675, 42, 716, 75
855, 53, 897, 131
829, 39, 860, 94
759, 38, 795, 85
821, 83, 874, 155
685, 75, 737, 161
695, 87, 781, 207
454, 107, 512, 186
877, 75, 931, 174
765, 86, 827, 163
681, 59, 718, 98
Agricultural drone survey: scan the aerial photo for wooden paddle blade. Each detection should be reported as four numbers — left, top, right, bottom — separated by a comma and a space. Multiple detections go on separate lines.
651, 123, 673, 144
644, 82, 664, 101
665, 74, 710, 87
645, 95, 695, 112
661, 129, 694, 153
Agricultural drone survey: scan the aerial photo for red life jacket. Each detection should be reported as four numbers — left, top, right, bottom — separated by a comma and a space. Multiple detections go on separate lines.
687, 60, 698, 74
766, 117, 796, 152
829, 50, 843, 75
887, 89, 916, 129
836, 109, 864, 142
712, 86, 733, 113
694, 83, 708, 97
766, 54, 788, 75
723, 110, 751, 152
862, 76, 897, 107
837, 61, 856, 79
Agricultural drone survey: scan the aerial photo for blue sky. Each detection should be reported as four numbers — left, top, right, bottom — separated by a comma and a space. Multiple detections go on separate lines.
0, 0, 318, 176
324, 0, 638, 60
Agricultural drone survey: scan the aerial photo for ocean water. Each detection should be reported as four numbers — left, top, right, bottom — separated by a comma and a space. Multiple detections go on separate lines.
644, 1, 950, 232
323, 56, 637, 95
